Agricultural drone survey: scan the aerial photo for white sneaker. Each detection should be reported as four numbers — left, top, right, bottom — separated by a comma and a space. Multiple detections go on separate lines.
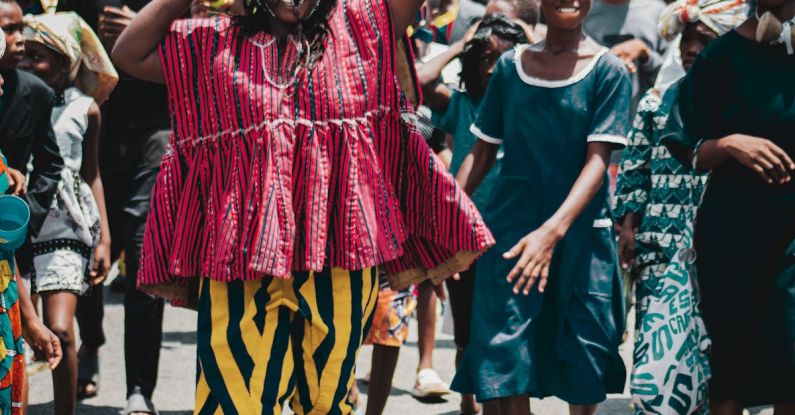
411, 368, 451, 398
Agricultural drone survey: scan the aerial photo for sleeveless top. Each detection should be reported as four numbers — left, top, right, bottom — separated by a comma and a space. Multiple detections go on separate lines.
52, 88, 93, 171
138, 0, 494, 301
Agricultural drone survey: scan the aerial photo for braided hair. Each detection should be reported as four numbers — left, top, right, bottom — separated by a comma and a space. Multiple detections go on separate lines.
459, 14, 527, 97
234, 0, 337, 70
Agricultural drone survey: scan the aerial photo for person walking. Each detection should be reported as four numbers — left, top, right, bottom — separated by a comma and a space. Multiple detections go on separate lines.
451, 0, 631, 412
112, 0, 494, 413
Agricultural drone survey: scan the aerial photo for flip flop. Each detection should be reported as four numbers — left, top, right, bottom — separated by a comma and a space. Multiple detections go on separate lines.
76, 352, 99, 400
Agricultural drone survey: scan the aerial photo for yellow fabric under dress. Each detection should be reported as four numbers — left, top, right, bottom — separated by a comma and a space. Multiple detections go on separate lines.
194, 268, 377, 415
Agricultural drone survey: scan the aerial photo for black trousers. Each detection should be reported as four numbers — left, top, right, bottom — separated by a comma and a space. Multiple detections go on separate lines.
76, 128, 168, 399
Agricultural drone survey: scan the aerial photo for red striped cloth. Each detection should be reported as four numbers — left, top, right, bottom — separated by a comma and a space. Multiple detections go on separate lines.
138, 0, 494, 301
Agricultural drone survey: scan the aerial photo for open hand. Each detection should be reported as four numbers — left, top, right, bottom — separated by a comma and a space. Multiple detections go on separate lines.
503, 226, 562, 295
6, 167, 25, 195
23, 319, 62, 370
724, 134, 794, 184
99, 6, 136, 46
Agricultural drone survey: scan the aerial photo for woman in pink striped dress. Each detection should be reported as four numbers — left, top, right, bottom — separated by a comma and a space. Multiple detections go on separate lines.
112, 0, 494, 413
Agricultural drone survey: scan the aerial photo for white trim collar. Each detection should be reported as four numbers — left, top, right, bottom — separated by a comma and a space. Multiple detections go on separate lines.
514, 45, 609, 88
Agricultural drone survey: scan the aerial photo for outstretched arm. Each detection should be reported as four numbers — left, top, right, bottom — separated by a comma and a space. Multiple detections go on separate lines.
391, 0, 424, 38
504, 142, 613, 295
417, 41, 463, 111
112, 0, 192, 83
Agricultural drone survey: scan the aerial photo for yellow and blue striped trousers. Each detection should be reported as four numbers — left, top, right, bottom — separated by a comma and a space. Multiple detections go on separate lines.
195, 268, 378, 414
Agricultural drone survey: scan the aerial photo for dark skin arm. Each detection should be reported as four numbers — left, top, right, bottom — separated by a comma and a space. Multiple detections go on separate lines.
417, 41, 462, 111
80, 103, 111, 286
17, 262, 62, 370
694, 134, 794, 184
503, 143, 613, 295
113, 0, 426, 83
618, 211, 641, 271
455, 139, 499, 196
390, 0, 424, 39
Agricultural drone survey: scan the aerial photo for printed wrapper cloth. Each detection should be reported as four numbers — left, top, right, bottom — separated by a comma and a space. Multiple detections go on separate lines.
23, 12, 118, 103
659, 0, 749, 40
630, 179, 712, 415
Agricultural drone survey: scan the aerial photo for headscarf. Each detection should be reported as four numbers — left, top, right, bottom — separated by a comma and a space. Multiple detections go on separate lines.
0, 32, 5, 61
659, 0, 750, 41
653, 35, 687, 96
23, 12, 118, 103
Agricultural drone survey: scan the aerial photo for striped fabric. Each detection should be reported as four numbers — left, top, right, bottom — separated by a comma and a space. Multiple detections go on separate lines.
194, 268, 378, 414
139, 0, 494, 301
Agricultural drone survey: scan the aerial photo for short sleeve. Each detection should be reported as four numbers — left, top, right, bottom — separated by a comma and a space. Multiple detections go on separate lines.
470, 54, 510, 145
587, 54, 632, 146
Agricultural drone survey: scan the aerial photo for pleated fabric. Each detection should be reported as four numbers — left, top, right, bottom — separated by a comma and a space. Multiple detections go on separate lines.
138, 0, 494, 301
194, 268, 377, 415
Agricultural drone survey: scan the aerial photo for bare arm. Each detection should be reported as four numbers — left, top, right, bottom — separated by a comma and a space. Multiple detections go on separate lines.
390, 0, 424, 38
81, 103, 112, 285
112, 0, 192, 83
417, 41, 464, 111
695, 134, 794, 184
455, 139, 499, 196
18, 261, 62, 370
504, 142, 613, 295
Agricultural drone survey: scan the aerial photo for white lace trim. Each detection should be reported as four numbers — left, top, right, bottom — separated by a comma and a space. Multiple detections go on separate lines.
170, 106, 397, 149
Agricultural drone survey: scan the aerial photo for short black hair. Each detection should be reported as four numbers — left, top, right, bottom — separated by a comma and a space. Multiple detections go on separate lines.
459, 14, 526, 96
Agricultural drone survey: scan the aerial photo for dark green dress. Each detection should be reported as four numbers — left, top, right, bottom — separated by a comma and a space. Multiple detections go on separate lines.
451, 45, 631, 404
665, 30, 795, 406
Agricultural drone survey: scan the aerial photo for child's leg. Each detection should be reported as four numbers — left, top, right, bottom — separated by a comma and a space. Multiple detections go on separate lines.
774, 404, 795, 415
495, 395, 531, 415
416, 280, 437, 371
569, 404, 597, 415
360, 273, 416, 414
365, 345, 400, 415
709, 400, 743, 415
42, 291, 78, 415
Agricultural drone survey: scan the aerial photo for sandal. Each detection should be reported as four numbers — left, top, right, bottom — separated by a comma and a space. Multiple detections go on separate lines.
124, 387, 159, 415
76, 349, 99, 400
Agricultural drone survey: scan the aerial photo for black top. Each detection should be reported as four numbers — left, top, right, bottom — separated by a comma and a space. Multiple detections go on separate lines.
58, 0, 170, 175
0, 69, 65, 236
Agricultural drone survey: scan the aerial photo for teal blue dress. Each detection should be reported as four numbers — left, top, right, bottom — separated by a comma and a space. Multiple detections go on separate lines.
451, 45, 631, 404
432, 90, 501, 210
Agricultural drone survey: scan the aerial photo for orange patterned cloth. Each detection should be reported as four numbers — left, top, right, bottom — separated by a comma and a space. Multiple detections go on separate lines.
0, 257, 25, 414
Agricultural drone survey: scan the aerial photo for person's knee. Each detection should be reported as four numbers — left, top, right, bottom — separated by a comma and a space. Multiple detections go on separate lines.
48, 324, 75, 350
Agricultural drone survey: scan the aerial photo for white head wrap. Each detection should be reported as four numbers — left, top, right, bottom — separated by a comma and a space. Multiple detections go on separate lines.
659, 0, 750, 41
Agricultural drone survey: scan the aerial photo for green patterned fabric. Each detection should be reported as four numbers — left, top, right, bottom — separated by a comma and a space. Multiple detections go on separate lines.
614, 83, 707, 263
614, 82, 711, 414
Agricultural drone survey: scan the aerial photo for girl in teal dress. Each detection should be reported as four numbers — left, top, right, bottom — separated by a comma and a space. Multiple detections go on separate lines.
451, 0, 631, 412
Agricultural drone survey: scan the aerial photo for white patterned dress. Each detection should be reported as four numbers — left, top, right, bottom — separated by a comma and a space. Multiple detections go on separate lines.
613, 83, 711, 415
30, 87, 100, 294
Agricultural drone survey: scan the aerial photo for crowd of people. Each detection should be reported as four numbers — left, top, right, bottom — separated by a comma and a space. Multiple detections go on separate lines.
0, 0, 793, 413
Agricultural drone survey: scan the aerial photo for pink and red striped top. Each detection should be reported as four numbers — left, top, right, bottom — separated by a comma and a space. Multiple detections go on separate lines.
138, 0, 494, 301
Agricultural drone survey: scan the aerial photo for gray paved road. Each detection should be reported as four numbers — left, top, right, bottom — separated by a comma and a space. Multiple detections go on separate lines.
28, 283, 774, 415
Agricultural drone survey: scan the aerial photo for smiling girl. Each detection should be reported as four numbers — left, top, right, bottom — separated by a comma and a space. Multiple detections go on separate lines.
451, 0, 631, 413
